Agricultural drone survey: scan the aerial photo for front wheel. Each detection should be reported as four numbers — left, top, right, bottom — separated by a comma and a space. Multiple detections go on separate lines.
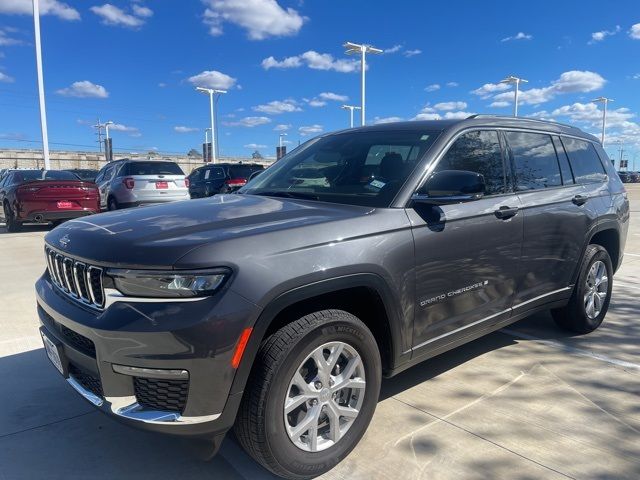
552, 244, 613, 334
234, 310, 381, 479
3, 203, 21, 232
107, 196, 119, 211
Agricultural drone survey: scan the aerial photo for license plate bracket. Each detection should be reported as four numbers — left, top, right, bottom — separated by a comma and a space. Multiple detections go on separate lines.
155, 181, 168, 189
40, 329, 68, 377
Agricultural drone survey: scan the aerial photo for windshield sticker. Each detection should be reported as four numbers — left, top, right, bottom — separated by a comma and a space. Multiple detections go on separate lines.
369, 179, 386, 189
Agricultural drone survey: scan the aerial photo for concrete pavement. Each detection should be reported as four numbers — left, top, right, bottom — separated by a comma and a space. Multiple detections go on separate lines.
1, 187, 639, 480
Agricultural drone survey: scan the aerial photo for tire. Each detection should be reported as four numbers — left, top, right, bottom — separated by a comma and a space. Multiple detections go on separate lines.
3, 202, 21, 233
234, 310, 381, 479
552, 244, 613, 334
107, 196, 119, 211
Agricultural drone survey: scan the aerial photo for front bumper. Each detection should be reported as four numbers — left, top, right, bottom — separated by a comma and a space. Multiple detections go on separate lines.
36, 271, 257, 437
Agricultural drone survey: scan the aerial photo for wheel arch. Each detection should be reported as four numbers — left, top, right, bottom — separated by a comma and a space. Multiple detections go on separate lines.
229, 273, 408, 398
572, 223, 622, 284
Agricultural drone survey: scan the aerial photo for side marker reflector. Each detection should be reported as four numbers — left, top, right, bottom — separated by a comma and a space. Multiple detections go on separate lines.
231, 328, 253, 369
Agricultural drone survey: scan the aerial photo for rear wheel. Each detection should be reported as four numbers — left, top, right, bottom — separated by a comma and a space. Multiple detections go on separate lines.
107, 196, 119, 211
235, 310, 381, 479
3, 202, 21, 232
552, 244, 613, 334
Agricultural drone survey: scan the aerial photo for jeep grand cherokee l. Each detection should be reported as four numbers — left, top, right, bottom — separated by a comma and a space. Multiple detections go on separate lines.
36, 116, 628, 479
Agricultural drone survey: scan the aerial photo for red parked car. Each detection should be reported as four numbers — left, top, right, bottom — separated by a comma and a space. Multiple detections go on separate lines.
0, 170, 100, 232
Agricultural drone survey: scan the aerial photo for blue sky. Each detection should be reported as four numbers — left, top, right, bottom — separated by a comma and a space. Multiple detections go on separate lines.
0, 0, 639, 164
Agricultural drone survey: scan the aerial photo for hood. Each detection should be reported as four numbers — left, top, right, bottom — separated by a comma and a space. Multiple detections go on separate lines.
44, 194, 373, 269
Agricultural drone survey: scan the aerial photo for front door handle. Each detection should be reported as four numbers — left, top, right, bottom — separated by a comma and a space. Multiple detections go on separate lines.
572, 194, 588, 206
494, 206, 519, 220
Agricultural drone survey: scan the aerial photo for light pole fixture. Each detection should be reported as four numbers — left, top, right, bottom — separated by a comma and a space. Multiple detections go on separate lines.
196, 87, 227, 163
591, 97, 613, 145
279, 132, 288, 148
499, 75, 528, 117
32, 0, 50, 169
343, 42, 382, 126
104, 120, 114, 140
341, 104, 362, 128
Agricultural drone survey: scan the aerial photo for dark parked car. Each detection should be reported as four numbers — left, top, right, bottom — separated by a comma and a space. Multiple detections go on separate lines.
65, 168, 99, 182
37, 116, 628, 479
618, 171, 631, 183
0, 169, 99, 232
188, 162, 265, 198
629, 171, 640, 183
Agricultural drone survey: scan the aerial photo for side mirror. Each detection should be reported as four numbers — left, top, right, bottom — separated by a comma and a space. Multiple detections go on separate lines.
413, 170, 485, 205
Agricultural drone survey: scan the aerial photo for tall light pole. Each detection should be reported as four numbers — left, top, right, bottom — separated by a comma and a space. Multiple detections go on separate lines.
32, 0, 50, 169
195, 87, 226, 163
344, 42, 382, 126
341, 104, 361, 128
592, 97, 613, 145
500, 75, 528, 117
203, 128, 212, 163
104, 120, 114, 140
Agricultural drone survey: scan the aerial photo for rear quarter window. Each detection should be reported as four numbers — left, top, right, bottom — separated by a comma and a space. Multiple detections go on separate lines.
561, 137, 607, 184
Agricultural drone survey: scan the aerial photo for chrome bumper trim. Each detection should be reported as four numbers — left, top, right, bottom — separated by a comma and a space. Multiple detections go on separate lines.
66, 375, 220, 425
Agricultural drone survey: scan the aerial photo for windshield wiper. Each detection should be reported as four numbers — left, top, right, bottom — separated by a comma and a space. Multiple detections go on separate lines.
251, 190, 319, 201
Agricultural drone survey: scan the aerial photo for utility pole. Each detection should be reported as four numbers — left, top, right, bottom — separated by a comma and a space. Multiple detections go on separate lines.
195, 87, 227, 163
499, 76, 528, 117
93, 119, 104, 152
344, 42, 382, 126
32, 0, 50, 169
592, 97, 613, 145
341, 105, 361, 128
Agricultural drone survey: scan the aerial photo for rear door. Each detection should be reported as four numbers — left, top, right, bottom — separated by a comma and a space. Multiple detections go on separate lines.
128, 161, 188, 200
507, 131, 600, 310
95, 164, 116, 208
408, 129, 523, 349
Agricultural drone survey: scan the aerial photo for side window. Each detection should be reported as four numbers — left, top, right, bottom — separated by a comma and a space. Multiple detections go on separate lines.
561, 137, 606, 184
551, 136, 575, 185
435, 130, 506, 195
94, 168, 106, 184
506, 131, 561, 191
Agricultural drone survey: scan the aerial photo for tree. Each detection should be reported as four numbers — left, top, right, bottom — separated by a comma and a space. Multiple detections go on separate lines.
252, 150, 263, 159
187, 149, 202, 157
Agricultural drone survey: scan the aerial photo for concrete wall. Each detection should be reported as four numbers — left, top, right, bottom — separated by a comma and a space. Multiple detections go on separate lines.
0, 149, 273, 174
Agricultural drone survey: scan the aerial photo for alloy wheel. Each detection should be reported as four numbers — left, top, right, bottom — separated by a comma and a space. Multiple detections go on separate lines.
584, 260, 608, 319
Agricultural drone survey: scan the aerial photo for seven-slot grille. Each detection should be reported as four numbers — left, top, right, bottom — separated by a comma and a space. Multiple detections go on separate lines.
45, 246, 104, 309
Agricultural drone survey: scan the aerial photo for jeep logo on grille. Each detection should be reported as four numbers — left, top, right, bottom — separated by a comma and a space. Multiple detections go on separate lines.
59, 234, 70, 248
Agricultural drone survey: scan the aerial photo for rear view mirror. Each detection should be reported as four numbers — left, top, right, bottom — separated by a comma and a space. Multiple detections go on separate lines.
413, 170, 485, 205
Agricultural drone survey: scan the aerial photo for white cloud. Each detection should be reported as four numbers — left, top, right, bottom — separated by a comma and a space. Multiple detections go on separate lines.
110, 123, 140, 136
262, 51, 360, 73
0, 72, 15, 83
489, 101, 511, 108
56, 80, 109, 98
501, 32, 532, 42
253, 99, 301, 114
425, 84, 440, 92
174, 126, 198, 133
471, 82, 510, 98
383, 45, 402, 54
403, 49, 422, 57
633, 73, 640, 80
589, 25, 620, 43
90, 4, 146, 27
244, 143, 267, 149
630, 23, 640, 40
202, 0, 306, 40
434, 101, 467, 111
187, 70, 237, 89
0, 0, 80, 20
299, 124, 323, 136
0, 28, 23, 46
446, 82, 459, 87
274, 124, 291, 131
551, 70, 606, 93
319, 92, 348, 102
224, 116, 271, 127
132, 4, 153, 18
373, 116, 403, 124
307, 99, 326, 107
158, 82, 167, 88
442, 111, 474, 120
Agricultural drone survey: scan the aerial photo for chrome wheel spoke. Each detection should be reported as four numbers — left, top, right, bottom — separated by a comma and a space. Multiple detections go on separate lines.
584, 260, 608, 320
326, 402, 343, 443
335, 377, 366, 391
289, 408, 320, 444
285, 394, 312, 414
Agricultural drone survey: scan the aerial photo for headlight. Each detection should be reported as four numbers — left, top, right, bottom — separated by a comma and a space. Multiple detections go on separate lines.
107, 268, 229, 298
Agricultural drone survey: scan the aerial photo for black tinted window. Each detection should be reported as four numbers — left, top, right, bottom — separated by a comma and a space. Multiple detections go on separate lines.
13, 170, 78, 182
435, 130, 505, 195
506, 132, 561, 190
551, 136, 575, 185
561, 138, 606, 184
127, 161, 184, 176
205, 167, 225, 180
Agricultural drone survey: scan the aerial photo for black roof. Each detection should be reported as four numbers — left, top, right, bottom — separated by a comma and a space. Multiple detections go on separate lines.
330, 115, 600, 143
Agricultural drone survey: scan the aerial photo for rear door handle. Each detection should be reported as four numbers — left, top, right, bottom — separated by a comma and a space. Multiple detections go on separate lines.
494, 206, 519, 220
572, 194, 588, 206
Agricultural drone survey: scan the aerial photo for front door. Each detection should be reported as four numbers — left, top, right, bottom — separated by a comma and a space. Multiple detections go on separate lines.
407, 129, 523, 350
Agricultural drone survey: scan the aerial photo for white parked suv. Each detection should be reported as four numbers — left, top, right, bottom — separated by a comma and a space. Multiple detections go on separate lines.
94, 159, 190, 210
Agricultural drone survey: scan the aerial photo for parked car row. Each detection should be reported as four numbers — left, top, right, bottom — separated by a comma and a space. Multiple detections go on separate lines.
618, 171, 640, 183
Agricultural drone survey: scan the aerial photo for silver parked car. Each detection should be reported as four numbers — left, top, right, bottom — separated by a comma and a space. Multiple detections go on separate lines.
95, 159, 190, 210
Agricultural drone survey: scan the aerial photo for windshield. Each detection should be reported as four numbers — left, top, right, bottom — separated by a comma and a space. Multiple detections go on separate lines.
15, 170, 79, 182
239, 130, 439, 207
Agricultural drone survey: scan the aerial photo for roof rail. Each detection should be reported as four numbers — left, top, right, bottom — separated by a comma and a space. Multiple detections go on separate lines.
465, 114, 581, 131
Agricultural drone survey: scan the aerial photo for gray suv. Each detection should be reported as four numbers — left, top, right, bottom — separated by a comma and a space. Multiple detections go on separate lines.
94, 159, 190, 210
36, 116, 628, 479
